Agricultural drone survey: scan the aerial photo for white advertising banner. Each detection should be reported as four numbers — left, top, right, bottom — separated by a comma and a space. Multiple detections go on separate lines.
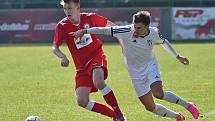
172, 7, 215, 40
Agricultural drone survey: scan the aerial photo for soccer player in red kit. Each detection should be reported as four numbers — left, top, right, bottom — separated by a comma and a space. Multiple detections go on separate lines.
52, 0, 126, 121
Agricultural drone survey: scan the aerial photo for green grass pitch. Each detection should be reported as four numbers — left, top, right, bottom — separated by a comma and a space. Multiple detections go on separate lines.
0, 43, 215, 121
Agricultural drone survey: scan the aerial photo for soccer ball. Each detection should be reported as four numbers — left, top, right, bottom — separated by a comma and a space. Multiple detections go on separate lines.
25, 116, 41, 121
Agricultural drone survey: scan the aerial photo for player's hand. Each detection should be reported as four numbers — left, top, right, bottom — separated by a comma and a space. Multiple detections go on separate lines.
61, 57, 69, 67
176, 55, 189, 65
69, 29, 86, 41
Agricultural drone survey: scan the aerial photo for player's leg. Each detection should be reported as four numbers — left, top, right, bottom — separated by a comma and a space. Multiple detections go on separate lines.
132, 75, 183, 120
89, 52, 126, 120
139, 91, 184, 120
92, 67, 124, 118
151, 81, 199, 119
149, 60, 200, 118
148, 59, 199, 119
76, 87, 115, 117
151, 81, 189, 108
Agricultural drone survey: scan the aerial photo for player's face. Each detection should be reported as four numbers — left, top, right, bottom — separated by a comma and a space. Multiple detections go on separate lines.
63, 2, 80, 21
133, 22, 149, 37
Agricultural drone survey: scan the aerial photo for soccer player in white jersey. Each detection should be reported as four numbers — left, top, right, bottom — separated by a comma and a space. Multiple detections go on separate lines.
70, 11, 200, 121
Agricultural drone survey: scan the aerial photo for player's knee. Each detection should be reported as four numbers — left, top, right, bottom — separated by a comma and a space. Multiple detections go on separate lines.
144, 105, 155, 112
93, 68, 105, 90
153, 91, 164, 99
93, 80, 105, 90
77, 98, 88, 108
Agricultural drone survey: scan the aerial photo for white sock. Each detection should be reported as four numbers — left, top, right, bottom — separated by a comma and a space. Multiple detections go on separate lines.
85, 100, 95, 111
163, 91, 189, 109
101, 85, 111, 96
153, 104, 179, 119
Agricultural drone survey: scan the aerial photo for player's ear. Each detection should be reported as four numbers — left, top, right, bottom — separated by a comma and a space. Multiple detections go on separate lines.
145, 24, 149, 28
76, 3, 80, 10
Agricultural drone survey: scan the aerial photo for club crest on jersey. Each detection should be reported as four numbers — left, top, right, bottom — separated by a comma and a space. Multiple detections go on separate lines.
147, 40, 152, 46
84, 24, 90, 29
132, 40, 137, 43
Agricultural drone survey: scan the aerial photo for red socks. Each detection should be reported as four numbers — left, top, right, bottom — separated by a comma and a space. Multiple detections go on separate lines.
91, 102, 115, 117
103, 90, 122, 116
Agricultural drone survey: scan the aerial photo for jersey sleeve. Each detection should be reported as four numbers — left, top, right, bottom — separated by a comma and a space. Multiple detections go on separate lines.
53, 23, 64, 47
151, 27, 165, 44
91, 13, 108, 27
111, 25, 132, 39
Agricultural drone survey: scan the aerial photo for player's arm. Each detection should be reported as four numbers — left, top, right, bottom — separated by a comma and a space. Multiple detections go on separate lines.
53, 23, 69, 67
70, 27, 112, 40
52, 44, 69, 67
69, 20, 113, 40
70, 25, 131, 41
161, 39, 189, 65
106, 20, 124, 46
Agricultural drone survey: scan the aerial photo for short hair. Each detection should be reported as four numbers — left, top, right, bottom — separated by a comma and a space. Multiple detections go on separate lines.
133, 11, 151, 26
60, 0, 80, 5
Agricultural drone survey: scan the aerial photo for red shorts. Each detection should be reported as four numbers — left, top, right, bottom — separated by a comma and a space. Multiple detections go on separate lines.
75, 52, 108, 92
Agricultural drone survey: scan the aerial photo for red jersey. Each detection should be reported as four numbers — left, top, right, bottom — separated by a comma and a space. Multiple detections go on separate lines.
53, 13, 108, 71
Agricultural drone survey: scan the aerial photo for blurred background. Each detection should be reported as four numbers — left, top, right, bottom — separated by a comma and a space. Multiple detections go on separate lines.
0, 0, 214, 43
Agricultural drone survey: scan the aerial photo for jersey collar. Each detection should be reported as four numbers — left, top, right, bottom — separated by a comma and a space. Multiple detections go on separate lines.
139, 29, 150, 38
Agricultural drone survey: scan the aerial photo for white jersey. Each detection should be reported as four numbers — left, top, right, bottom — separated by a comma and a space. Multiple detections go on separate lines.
111, 25, 164, 75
